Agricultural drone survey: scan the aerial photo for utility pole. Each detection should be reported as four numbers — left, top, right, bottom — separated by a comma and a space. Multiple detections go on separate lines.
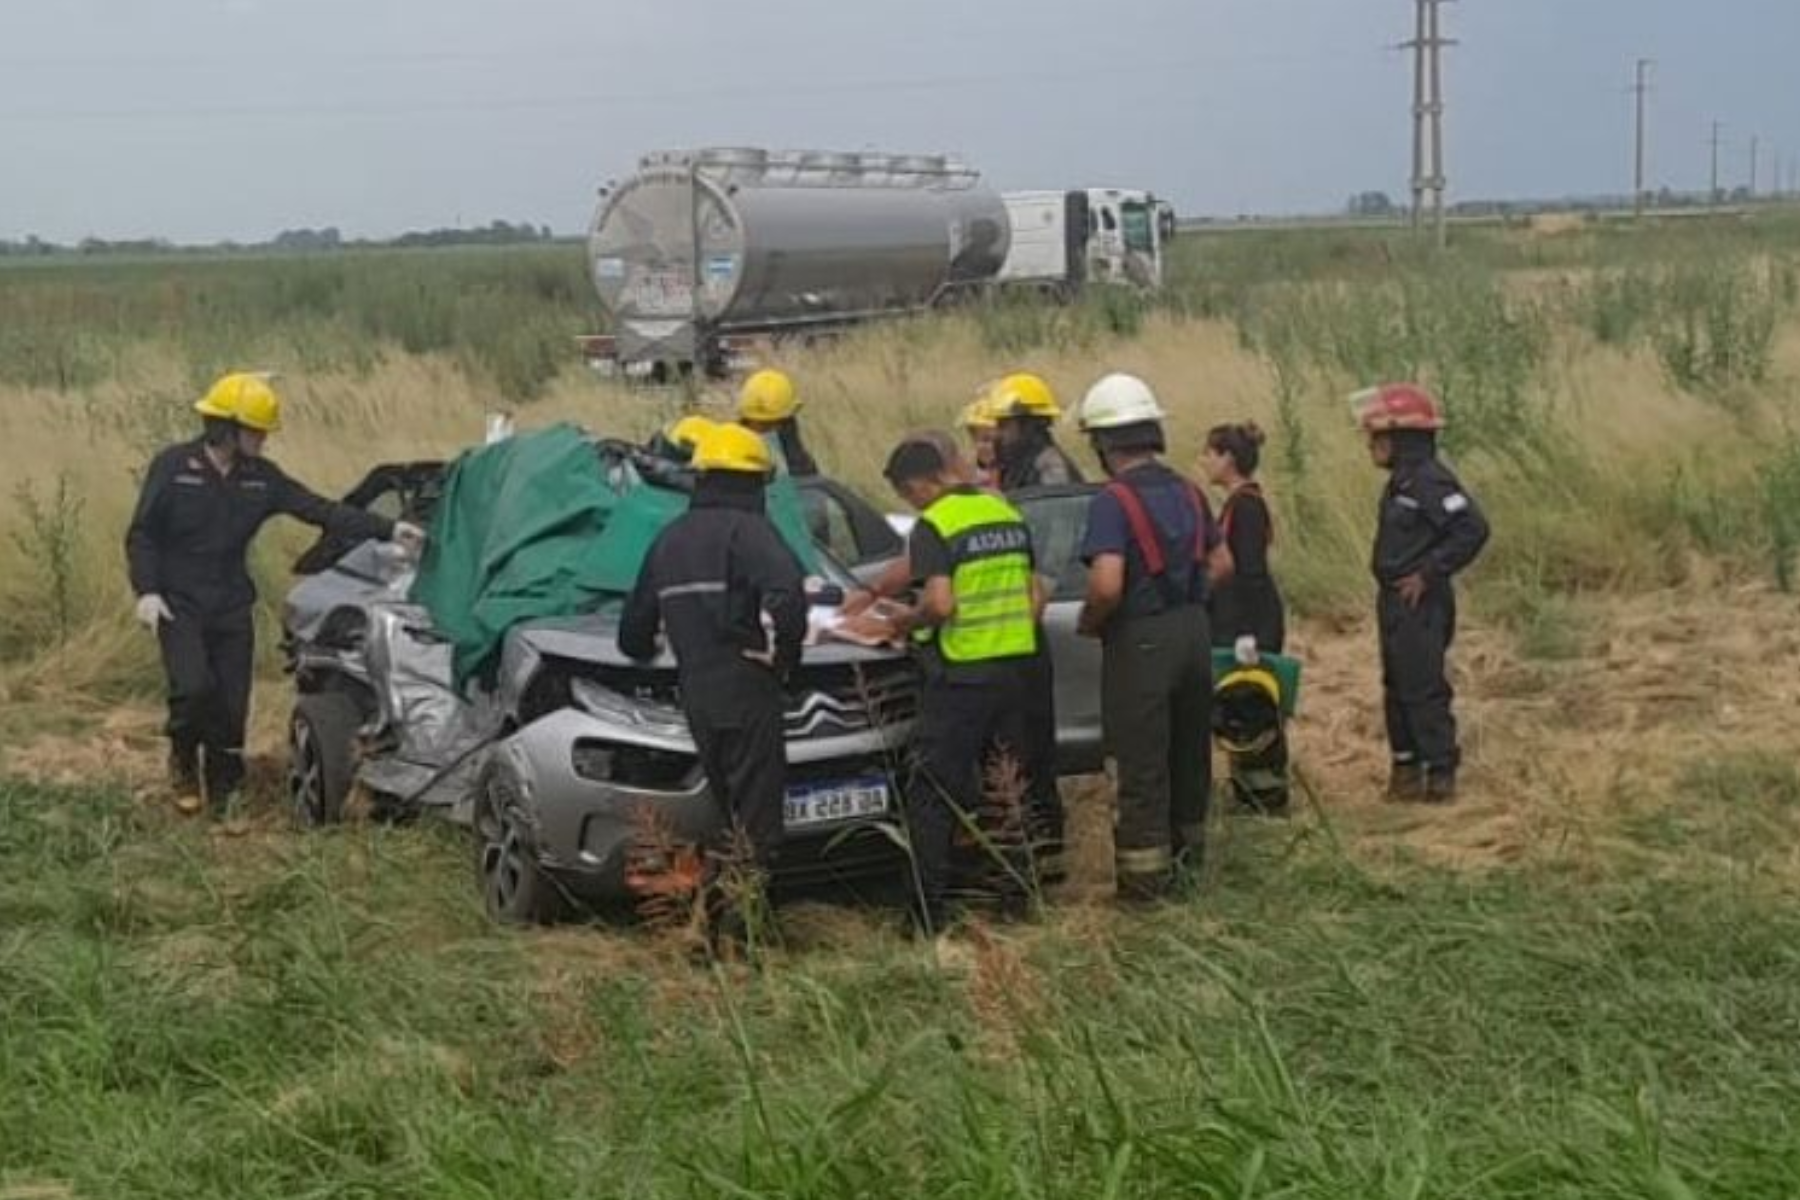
1710, 121, 1724, 204
1632, 58, 1652, 218
1750, 135, 1760, 198
1405, 0, 1454, 247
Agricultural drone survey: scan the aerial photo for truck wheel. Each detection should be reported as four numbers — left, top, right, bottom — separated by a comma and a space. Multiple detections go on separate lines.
472, 764, 568, 926
288, 691, 361, 827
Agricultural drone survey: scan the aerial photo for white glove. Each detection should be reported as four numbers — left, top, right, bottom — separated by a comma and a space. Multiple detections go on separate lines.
1234, 634, 1260, 666
135, 593, 173, 631
392, 521, 427, 553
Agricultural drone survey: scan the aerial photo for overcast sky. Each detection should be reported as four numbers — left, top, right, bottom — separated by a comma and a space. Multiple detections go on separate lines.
4, 0, 1798, 242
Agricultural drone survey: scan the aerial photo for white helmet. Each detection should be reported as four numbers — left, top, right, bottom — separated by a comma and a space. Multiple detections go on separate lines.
1076, 373, 1167, 432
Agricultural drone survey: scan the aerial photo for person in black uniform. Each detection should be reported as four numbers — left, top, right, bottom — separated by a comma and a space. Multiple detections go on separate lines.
1200, 422, 1292, 813
1074, 374, 1233, 902
1353, 383, 1490, 803
125, 373, 418, 816
618, 421, 808, 930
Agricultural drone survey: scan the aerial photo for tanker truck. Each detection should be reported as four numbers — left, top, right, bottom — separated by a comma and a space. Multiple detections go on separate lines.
579, 147, 1011, 380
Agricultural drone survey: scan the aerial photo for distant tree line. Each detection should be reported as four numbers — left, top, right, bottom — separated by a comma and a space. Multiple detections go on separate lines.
1347, 186, 1791, 221
0, 219, 563, 258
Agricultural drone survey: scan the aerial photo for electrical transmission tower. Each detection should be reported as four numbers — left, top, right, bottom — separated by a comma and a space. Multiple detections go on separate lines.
1405, 0, 1454, 247
1632, 59, 1652, 218
1710, 121, 1724, 204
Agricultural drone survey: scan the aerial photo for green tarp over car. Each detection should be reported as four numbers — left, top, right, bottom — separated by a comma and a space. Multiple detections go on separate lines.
409, 423, 818, 688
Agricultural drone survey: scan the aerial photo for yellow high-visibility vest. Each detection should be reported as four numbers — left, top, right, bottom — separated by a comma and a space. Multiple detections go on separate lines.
918, 490, 1038, 663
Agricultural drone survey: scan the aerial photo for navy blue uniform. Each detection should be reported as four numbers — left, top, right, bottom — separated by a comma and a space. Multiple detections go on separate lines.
1372, 447, 1489, 785
619, 477, 807, 868
1081, 462, 1220, 894
126, 439, 393, 801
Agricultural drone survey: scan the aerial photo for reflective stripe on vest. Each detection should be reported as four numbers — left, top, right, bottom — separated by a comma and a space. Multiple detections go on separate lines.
920, 491, 1038, 663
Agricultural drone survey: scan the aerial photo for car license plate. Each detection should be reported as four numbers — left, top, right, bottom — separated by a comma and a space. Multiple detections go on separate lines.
784, 777, 890, 830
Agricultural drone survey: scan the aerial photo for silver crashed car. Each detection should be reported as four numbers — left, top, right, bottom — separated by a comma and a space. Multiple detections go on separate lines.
282, 462, 917, 923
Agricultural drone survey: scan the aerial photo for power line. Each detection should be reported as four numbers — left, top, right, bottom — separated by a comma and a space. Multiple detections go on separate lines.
0, 53, 1301, 124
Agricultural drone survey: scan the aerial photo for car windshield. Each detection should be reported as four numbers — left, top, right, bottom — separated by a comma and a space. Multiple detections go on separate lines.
1121, 202, 1156, 253
1014, 487, 1096, 601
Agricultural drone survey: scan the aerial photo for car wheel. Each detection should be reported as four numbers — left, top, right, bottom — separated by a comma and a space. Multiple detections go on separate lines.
471, 764, 568, 926
289, 691, 362, 827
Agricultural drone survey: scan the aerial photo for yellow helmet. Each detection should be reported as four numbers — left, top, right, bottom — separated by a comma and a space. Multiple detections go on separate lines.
958, 398, 998, 431
692, 422, 774, 475
665, 414, 718, 453
194, 372, 282, 432
960, 385, 1002, 431
737, 369, 799, 423
1215, 667, 1284, 754
990, 372, 1059, 420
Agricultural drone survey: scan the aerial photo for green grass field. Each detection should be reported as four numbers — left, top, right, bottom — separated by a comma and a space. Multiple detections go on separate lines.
8, 214, 1800, 1197
6, 778, 1800, 1198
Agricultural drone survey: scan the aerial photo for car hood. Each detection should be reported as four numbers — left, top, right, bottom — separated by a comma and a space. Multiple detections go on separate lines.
506, 606, 904, 670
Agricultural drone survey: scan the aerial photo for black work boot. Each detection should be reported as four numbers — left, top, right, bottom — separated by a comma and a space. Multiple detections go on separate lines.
1419, 766, 1458, 804
1385, 759, 1424, 802
169, 743, 203, 816
204, 748, 248, 820
1116, 866, 1174, 908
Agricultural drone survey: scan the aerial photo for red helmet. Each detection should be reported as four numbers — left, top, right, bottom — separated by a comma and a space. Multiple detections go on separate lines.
1351, 383, 1444, 433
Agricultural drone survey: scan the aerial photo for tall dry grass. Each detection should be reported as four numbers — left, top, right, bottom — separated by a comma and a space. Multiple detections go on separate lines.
4, 228, 1800, 714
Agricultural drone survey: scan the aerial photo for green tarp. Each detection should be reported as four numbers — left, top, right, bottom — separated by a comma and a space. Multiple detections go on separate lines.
410, 424, 818, 688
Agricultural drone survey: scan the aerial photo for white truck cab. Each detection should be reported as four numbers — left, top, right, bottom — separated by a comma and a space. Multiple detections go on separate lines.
998, 187, 1167, 296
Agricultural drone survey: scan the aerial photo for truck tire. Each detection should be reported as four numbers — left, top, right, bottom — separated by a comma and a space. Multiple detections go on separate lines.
288, 691, 361, 827
471, 763, 569, 926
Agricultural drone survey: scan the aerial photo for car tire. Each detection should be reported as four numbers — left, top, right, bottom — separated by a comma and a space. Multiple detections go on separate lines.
471, 763, 569, 926
289, 691, 362, 827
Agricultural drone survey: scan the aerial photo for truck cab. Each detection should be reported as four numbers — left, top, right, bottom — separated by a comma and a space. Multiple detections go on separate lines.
998, 187, 1166, 296
1084, 188, 1165, 289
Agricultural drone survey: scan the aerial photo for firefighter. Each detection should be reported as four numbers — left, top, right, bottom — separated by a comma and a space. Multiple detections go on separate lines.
1353, 383, 1490, 802
647, 414, 718, 464
125, 373, 421, 816
992, 372, 1084, 491
985, 373, 1075, 878
1074, 374, 1232, 902
1199, 421, 1291, 813
736, 368, 820, 477
958, 388, 1002, 489
883, 434, 1046, 934
617, 421, 808, 927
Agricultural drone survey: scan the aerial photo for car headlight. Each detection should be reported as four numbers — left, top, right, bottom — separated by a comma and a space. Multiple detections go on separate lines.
571, 742, 616, 781
570, 677, 689, 736
570, 737, 698, 788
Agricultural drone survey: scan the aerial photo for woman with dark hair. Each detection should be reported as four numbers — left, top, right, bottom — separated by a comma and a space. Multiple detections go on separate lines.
1200, 422, 1285, 654
1200, 421, 1290, 814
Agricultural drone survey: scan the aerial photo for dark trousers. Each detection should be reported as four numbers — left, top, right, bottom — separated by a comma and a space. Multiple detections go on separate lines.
1019, 642, 1064, 847
158, 603, 255, 799
905, 665, 1030, 925
1102, 605, 1213, 894
1377, 587, 1459, 772
688, 676, 787, 870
